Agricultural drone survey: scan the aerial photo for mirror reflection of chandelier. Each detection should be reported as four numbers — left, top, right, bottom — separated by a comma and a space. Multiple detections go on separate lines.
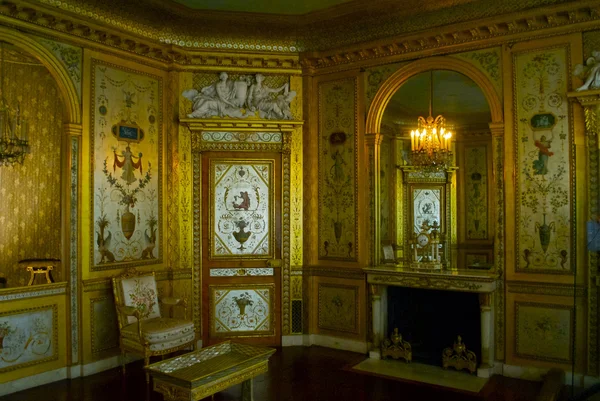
410, 70, 453, 171
0, 42, 30, 166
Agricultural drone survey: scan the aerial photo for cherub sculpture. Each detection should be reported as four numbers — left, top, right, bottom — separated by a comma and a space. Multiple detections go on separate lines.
574, 51, 600, 91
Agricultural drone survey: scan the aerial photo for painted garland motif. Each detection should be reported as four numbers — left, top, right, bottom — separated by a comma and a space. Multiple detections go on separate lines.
515, 48, 571, 272
319, 79, 357, 260
92, 61, 162, 268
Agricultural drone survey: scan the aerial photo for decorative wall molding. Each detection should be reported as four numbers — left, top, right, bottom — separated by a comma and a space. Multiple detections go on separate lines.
210, 268, 274, 277
0, 282, 67, 302
304, 266, 365, 280
317, 283, 359, 334
507, 281, 586, 297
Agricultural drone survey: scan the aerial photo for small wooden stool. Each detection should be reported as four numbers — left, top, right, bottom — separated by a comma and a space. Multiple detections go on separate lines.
18, 259, 60, 286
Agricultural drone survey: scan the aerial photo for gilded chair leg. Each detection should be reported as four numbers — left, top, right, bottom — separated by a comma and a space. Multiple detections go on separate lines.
121, 351, 127, 375
145, 356, 150, 384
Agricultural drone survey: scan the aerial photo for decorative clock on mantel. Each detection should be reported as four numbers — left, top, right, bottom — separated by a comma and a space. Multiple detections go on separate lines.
410, 220, 443, 270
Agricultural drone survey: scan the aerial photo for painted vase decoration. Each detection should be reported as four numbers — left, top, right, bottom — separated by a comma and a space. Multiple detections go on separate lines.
121, 208, 136, 240
535, 214, 555, 253
232, 220, 251, 251
333, 221, 343, 243
234, 295, 253, 315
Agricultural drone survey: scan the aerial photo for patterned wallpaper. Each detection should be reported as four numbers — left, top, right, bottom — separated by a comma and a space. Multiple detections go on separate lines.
0, 60, 63, 287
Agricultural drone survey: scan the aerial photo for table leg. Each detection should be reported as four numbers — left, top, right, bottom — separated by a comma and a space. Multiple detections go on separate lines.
241, 378, 253, 401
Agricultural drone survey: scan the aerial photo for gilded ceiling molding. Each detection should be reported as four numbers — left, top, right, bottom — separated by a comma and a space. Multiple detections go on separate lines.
0, 25, 80, 123
301, 2, 600, 73
3, 1, 598, 75
0, 2, 301, 72
365, 57, 503, 136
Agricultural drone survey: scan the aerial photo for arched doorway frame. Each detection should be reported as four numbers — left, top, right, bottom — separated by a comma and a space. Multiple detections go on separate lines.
0, 27, 83, 366
364, 55, 506, 361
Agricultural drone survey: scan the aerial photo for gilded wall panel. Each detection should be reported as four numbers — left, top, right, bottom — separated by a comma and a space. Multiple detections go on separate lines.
171, 278, 192, 320
452, 47, 502, 101
464, 145, 489, 240
178, 72, 193, 270
583, 30, 600, 61
380, 139, 392, 242
91, 59, 163, 270
317, 283, 359, 335
0, 58, 63, 287
89, 296, 119, 354
514, 46, 573, 273
0, 305, 58, 373
209, 285, 274, 338
318, 78, 357, 261
166, 71, 180, 270
515, 302, 572, 363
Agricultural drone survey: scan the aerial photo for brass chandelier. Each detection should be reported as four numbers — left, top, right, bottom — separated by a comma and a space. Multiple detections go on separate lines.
0, 42, 30, 166
410, 70, 453, 171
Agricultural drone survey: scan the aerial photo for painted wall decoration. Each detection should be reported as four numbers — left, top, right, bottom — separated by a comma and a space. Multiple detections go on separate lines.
465, 253, 490, 267
37, 38, 82, 102
465, 145, 488, 240
515, 302, 572, 363
210, 160, 273, 258
0, 54, 63, 287
453, 47, 502, 100
514, 47, 572, 273
318, 78, 357, 261
364, 62, 407, 109
210, 285, 274, 337
0, 305, 57, 372
91, 60, 162, 270
90, 296, 119, 354
317, 284, 358, 334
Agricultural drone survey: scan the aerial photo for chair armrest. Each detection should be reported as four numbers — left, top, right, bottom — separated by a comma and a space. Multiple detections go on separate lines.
160, 297, 188, 319
118, 305, 143, 339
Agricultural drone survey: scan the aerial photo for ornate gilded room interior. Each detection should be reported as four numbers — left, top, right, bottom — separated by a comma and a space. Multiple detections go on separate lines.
0, 0, 599, 400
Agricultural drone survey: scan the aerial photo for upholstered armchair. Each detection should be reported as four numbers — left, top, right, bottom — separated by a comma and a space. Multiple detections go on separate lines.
112, 269, 195, 381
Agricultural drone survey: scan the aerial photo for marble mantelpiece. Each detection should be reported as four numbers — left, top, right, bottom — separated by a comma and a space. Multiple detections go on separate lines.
364, 265, 500, 378
364, 266, 499, 293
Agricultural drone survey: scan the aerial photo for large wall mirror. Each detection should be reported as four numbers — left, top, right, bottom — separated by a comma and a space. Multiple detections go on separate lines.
379, 69, 495, 269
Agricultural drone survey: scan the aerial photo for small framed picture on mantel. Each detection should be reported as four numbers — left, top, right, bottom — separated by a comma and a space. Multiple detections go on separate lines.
381, 244, 398, 265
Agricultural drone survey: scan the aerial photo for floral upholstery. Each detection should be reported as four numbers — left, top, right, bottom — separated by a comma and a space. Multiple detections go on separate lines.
119, 275, 161, 324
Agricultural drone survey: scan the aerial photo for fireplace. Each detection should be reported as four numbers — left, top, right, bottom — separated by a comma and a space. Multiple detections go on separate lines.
364, 265, 499, 378
387, 286, 481, 367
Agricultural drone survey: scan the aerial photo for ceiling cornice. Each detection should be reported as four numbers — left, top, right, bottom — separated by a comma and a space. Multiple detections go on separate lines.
0, 0, 596, 73
301, 1, 600, 73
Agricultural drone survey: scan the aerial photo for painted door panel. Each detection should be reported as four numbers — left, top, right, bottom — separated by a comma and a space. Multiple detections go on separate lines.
201, 151, 281, 346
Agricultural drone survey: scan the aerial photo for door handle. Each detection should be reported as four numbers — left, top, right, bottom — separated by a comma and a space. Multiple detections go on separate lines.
266, 259, 282, 268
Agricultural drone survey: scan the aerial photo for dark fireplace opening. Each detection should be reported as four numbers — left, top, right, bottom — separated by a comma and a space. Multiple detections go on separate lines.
387, 286, 481, 368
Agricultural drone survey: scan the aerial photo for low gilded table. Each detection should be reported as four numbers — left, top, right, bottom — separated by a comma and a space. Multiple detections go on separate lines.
145, 341, 275, 401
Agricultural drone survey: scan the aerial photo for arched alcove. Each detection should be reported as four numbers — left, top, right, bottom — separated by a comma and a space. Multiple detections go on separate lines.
366, 56, 503, 269
0, 30, 80, 289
